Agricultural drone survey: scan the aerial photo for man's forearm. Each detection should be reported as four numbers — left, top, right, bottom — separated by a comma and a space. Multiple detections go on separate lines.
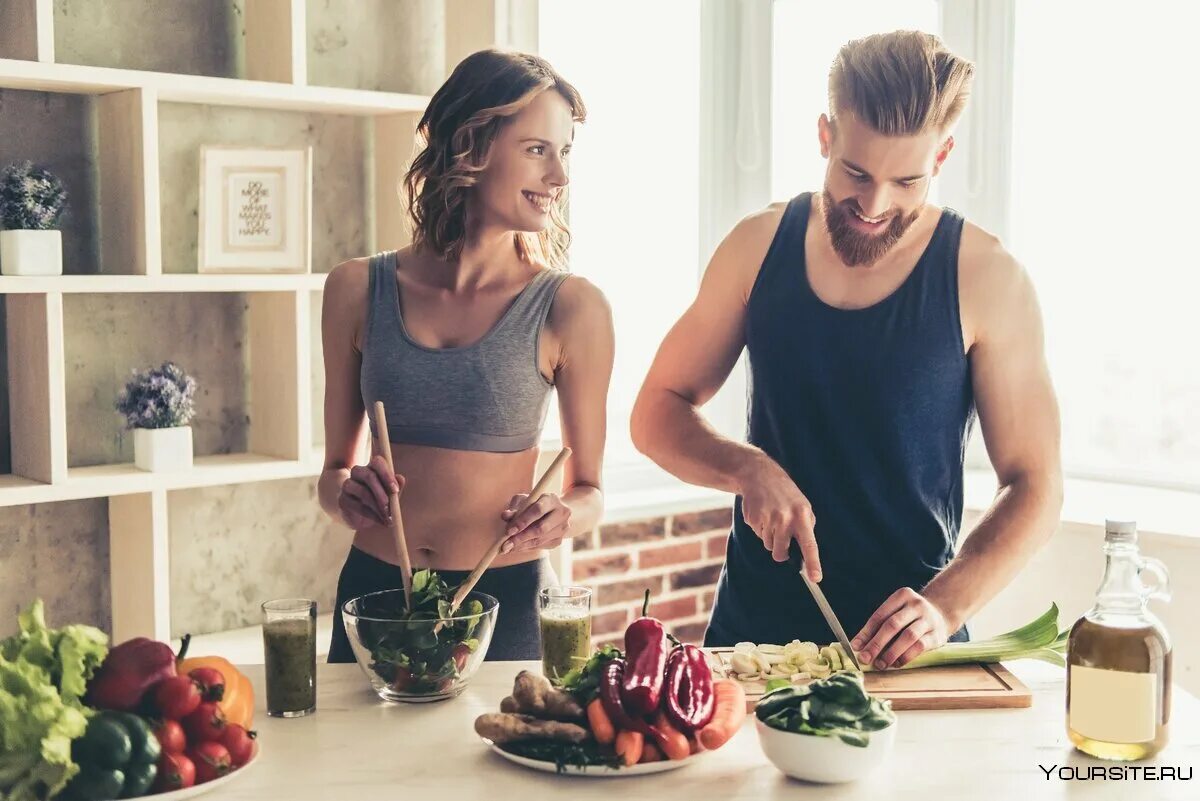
632, 388, 763, 495
922, 472, 1064, 630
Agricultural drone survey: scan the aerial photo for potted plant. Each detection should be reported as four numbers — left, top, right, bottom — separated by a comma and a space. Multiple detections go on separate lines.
0, 160, 68, 276
115, 361, 198, 472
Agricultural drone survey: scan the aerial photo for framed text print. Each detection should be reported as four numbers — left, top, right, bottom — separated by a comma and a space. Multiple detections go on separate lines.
198, 146, 312, 273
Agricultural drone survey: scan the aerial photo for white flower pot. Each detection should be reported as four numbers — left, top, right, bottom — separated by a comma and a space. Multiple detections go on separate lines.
0, 229, 63, 276
133, 426, 194, 472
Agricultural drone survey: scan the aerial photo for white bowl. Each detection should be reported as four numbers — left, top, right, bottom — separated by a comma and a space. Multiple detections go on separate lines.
755, 715, 896, 784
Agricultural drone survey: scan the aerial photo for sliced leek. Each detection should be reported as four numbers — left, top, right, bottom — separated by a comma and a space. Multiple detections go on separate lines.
724, 604, 1068, 685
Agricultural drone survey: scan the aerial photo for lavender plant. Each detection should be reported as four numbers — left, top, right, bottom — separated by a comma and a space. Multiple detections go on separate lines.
115, 362, 198, 430
0, 161, 68, 231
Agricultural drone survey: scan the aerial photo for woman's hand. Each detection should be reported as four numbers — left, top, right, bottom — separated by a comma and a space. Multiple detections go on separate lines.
337, 455, 403, 530
499, 493, 572, 554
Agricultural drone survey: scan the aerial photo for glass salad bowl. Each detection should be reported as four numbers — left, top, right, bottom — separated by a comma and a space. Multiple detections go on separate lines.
342, 587, 498, 703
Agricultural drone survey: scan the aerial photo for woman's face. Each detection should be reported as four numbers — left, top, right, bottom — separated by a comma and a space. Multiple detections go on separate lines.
473, 89, 575, 234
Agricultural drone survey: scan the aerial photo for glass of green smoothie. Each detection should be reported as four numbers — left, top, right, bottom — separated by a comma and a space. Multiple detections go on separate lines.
262, 598, 317, 718
538, 586, 592, 682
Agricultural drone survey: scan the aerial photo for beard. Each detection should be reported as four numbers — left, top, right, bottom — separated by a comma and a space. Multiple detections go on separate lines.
821, 189, 922, 267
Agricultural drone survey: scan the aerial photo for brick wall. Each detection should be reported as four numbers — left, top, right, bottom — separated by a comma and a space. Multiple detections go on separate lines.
571, 506, 732, 650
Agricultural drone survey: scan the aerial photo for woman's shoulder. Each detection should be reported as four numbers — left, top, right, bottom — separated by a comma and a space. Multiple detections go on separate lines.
321, 253, 390, 338
545, 271, 613, 342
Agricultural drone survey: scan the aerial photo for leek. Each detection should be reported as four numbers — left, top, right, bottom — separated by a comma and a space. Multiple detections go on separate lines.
864, 603, 1068, 671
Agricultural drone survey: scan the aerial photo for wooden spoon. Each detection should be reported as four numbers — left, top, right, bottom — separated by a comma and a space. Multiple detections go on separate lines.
372, 401, 413, 610
446, 447, 573, 616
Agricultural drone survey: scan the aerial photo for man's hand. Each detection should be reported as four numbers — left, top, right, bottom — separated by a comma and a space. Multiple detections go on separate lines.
738, 452, 822, 582
851, 588, 954, 669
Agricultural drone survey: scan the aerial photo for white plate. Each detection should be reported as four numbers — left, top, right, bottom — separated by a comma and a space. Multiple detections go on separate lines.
152, 744, 260, 800
484, 738, 705, 777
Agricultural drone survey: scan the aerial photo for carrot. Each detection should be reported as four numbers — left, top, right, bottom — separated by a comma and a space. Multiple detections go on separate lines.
614, 729, 644, 767
652, 710, 691, 761
587, 698, 616, 745
638, 741, 664, 764
696, 679, 747, 751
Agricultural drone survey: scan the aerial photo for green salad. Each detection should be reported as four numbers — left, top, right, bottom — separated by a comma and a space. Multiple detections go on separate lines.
355, 570, 486, 694
755, 672, 896, 748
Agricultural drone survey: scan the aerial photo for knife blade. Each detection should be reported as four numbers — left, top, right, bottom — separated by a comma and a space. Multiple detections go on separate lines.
790, 548, 862, 671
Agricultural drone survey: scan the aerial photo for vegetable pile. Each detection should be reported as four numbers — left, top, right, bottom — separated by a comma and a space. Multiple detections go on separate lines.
755, 672, 896, 748
476, 590, 747, 772
725, 604, 1069, 687
354, 569, 485, 695
0, 600, 257, 801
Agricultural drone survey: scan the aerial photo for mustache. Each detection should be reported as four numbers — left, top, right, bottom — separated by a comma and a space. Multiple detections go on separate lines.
839, 201, 897, 222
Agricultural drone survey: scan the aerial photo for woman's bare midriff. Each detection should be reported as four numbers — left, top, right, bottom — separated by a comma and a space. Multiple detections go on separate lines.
350, 438, 546, 571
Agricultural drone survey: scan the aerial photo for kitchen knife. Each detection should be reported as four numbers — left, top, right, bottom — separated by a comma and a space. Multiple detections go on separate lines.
789, 547, 863, 671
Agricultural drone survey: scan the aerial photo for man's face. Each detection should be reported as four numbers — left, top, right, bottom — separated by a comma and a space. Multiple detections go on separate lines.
818, 111, 952, 267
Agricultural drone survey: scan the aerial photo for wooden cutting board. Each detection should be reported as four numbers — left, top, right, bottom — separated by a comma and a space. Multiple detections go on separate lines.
706, 649, 1033, 710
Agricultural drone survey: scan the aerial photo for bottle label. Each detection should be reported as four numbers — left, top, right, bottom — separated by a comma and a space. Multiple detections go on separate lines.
1069, 664, 1156, 743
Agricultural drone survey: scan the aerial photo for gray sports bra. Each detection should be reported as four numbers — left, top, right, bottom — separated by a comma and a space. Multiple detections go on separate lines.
359, 250, 569, 453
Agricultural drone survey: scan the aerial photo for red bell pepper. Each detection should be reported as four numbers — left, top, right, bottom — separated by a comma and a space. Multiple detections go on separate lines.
664, 644, 715, 733
602, 658, 674, 755
621, 590, 667, 716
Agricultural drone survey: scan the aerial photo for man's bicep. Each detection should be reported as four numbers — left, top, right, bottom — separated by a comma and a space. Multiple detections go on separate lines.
970, 263, 1062, 485
643, 290, 748, 407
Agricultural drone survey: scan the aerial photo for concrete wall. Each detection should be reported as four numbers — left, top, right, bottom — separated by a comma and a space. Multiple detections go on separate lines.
54, 0, 244, 78
306, 0, 445, 95
0, 499, 111, 633
167, 477, 354, 637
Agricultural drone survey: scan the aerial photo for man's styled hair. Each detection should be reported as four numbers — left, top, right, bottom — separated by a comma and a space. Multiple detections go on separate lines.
828, 30, 975, 136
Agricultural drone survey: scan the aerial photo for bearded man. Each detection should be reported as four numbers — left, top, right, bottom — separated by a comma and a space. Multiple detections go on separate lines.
631, 30, 1063, 669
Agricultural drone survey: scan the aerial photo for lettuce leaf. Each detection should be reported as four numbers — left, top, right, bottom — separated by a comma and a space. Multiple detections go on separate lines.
0, 600, 108, 800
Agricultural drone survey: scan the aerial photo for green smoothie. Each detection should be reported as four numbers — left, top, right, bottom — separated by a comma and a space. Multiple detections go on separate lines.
263, 617, 316, 716
539, 608, 592, 680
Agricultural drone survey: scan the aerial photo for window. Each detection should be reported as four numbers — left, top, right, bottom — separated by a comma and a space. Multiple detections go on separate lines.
1009, 1, 1200, 486
539, 2, 702, 467
771, 0, 941, 201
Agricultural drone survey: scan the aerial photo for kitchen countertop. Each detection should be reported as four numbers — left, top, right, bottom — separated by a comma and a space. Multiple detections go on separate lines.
221, 660, 1199, 800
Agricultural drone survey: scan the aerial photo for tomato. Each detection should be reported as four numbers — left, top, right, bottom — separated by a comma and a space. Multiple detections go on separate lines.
152, 718, 187, 755
451, 644, 471, 672
153, 675, 202, 720
183, 701, 227, 743
152, 752, 196, 792
391, 667, 416, 692
219, 724, 256, 768
188, 667, 226, 702
187, 742, 231, 784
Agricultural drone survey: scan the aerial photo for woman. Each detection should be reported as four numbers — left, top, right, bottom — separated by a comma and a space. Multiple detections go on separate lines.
318, 49, 614, 663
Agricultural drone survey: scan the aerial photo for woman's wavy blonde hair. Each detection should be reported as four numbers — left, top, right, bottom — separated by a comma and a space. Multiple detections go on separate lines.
403, 49, 586, 269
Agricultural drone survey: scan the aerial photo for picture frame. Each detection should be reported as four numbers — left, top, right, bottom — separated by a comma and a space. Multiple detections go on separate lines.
198, 145, 312, 273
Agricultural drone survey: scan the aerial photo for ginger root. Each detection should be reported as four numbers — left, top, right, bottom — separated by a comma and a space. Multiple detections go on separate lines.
510, 670, 585, 721
499, 695, 521, 713
474, 713, 589, 745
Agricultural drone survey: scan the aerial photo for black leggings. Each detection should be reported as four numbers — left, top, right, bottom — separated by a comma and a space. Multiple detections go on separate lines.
328, 545, 558, 664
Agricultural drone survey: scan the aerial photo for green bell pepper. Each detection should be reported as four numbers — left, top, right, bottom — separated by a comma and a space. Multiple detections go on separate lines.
62, 711, 160, 800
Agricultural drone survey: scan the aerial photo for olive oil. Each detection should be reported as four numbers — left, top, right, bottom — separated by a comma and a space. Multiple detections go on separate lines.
1066, 520, 1172, 760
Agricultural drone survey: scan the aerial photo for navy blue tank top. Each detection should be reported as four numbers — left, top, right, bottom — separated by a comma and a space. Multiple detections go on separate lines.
707, 193, 975, 647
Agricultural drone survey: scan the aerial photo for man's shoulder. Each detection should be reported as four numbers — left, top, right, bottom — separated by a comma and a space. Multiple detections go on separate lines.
955, 218, 1040, 346
733, 200, 791, 245
957, 218, 1027, 298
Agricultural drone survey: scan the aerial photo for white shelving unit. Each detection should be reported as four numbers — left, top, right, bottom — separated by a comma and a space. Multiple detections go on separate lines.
0, 0, 510, 644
